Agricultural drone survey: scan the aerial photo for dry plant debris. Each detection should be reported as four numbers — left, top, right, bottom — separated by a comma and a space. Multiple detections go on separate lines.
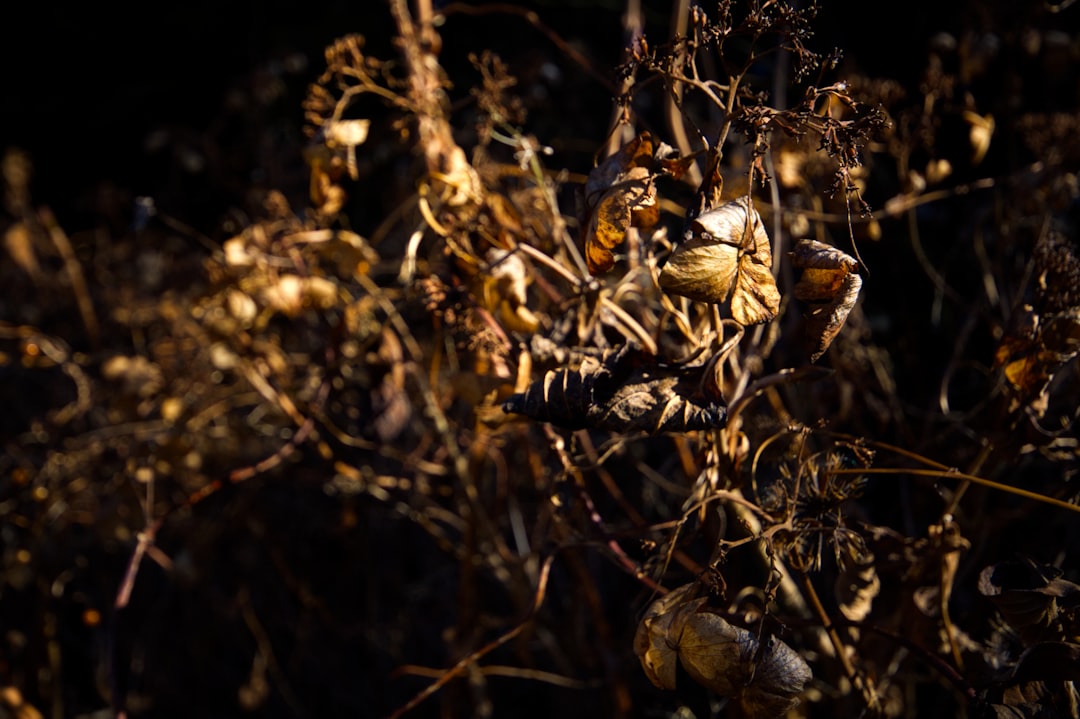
2, 1, 1079, 718
503, 343, 727, 434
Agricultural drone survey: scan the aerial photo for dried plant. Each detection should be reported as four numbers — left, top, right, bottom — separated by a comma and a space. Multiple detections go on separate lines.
2, 2, 1079, 719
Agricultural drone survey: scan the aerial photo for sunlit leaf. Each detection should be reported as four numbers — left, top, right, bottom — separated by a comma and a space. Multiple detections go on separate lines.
994, 232, 1080, 412
675, 602, 746, 698
480, 248, 541, 333
260, 274, 338, 316
583, 133, 661, 274
997, 307, 1080, 395
659, 198, 781, 326
790, 239, 863, 362
326, 118, 371, 148
633, 583, 696, 691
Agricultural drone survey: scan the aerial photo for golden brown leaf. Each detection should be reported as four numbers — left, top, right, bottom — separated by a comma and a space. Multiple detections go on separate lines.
583, 133, 660, 274
260, 275, 338, 317
306, 148, 347, 216
993, 231, 1080, 413
995, 306, 1080, 400
790, 239, 863, 362
653, 140, 698, 181
963, 110, 994, 165
325, 119, 371, 180
482, 249, 542, 334
0, 685, 44, 719
658, 197, 781, 326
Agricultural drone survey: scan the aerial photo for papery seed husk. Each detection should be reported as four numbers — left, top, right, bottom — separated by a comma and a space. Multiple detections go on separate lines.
659, 198, 780, 325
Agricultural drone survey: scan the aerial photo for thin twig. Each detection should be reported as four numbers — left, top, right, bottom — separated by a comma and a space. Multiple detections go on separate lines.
833, 467, 1080, 514
795, 569, 881, 713
387, 555, 555, 719
395, 663, 598, 689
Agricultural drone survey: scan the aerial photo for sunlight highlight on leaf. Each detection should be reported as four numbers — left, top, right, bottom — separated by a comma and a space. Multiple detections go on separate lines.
790, 239, 863, 362
659, 197, 781, 326
583, 133, 661, 274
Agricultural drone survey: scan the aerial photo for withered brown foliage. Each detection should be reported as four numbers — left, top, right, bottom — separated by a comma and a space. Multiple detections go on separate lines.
2, 2, 1079, 719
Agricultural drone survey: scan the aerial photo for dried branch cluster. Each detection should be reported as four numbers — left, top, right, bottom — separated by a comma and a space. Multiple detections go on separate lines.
1, 1, 1078, 718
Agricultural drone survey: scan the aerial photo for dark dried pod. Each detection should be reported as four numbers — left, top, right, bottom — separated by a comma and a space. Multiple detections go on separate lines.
504, 353, 603, 430
1031, 230, 1080, 314
503, 344, 726, 434
635, 583, 812, 719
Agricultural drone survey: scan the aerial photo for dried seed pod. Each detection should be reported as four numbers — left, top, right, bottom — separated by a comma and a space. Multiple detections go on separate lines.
502, 344, 726, 434
659, 197, 781, 326
634, 584, 812, 719
789, 239, 863, 362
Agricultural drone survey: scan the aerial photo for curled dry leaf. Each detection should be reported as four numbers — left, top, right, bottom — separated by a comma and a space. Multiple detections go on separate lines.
226, 289, 258, 327
994, 231, 1080, 413
789, 239, 863, 362
995, 307, 1080, 405
963, 110, 994, 166
659, 197, 781, 326
482, 248, 541, 334
223, 236, 258, 268
502, 344, 726, 434
634, 584, 812, 719
583, 133, 661, 275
